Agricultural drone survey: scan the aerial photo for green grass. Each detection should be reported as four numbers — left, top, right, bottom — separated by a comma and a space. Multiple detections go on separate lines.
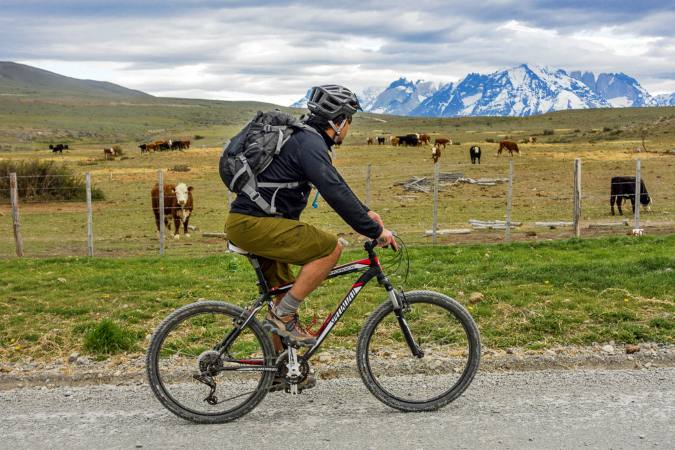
0, 235, 672, 362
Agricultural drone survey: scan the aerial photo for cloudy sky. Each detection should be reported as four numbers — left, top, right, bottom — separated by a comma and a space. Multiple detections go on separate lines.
2, 0, 674, 104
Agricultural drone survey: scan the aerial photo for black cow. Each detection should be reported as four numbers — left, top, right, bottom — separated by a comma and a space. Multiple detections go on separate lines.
397, 134, 419, 147
49, 144, 68, 153
610, 176, 651, 215
377, 137, 386, 145
470, 145, 481, 164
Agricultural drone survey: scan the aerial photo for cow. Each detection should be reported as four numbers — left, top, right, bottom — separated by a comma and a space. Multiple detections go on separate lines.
151, 182, 194, 239
431, 145, 441, 163
49, 144, 68, 153
610, 177, 651, 215
470, 145, 481, 164
377, 137, 386, 145
398, 134, 419, 146
390, 136, 400, 146
528, 136, 537, 144
419, 134, 431, 145
367, 137, 374, 145
434, 138, 450, 149
497, 140, 520, 156
103, 147, 117, 159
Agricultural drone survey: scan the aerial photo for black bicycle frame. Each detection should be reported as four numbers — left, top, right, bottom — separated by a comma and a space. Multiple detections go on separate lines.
215, 240, 422, 372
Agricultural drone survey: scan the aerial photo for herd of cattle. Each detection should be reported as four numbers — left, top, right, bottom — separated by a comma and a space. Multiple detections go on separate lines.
139, 139, 191, 153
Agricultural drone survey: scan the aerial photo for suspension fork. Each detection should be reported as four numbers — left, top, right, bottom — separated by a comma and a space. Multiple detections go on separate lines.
386, 283, 424, 359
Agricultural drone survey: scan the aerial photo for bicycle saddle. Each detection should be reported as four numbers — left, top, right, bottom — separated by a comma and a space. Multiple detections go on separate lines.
227, 241, 250, 255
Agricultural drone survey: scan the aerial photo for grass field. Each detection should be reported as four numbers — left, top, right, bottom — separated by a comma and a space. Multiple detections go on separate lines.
0, 235, 672, 362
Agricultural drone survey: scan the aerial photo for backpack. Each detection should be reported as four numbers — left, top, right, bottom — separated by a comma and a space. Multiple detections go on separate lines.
219, 110, 321, 215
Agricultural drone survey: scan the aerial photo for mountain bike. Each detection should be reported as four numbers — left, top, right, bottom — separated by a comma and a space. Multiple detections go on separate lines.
146, 238, 481, 423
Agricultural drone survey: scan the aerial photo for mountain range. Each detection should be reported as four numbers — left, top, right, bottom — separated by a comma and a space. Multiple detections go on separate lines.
293, 64, 675, 117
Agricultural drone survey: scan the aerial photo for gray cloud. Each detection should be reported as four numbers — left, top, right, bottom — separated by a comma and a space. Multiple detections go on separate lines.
1, 0, 674, 102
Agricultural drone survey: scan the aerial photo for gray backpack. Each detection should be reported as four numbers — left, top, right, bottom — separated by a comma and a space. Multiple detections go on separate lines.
219, 110, 320, 215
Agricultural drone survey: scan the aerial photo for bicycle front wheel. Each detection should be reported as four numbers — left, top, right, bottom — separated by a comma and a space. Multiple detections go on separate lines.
357, 290, 481, 412
146, 301, 276, 424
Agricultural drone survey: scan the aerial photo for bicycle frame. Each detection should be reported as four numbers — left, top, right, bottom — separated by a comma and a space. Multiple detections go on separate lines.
215, 240, 420, 370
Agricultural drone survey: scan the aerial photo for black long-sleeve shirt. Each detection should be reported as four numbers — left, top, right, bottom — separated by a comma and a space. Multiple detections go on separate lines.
229, 127, 382, 239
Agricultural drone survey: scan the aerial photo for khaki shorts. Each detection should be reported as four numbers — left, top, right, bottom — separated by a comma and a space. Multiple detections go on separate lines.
226, 213, 338, 287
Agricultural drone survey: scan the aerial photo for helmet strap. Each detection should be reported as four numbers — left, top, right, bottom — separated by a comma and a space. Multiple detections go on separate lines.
327, 119, 348, 143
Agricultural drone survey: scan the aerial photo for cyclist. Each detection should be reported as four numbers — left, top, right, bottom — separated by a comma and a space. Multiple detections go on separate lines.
226, 85, 398, 357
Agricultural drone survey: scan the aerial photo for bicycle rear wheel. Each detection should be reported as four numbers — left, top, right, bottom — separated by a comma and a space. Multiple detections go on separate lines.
357, 290, 480, 412
146, 301, 276, 423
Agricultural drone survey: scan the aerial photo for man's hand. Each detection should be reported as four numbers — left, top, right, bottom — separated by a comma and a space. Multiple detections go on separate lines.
377, 228, 399, 251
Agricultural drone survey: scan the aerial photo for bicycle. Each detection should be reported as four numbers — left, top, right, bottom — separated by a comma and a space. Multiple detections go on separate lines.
146, 238, 481, 423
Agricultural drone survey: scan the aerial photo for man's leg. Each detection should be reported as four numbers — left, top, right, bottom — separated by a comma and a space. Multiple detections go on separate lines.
290, 242, 342, 300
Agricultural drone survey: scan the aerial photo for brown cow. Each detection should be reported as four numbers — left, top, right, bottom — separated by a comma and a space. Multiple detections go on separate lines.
390, 136, 400, 146
103, 147, 117, 160
528, 136, 537, 144
434, 137, 451, 149
497, 140, 520, 156
431, 145, 441, 163
419, 133, 431, 145
151, 182, 194, 239
367, 137, 374, 145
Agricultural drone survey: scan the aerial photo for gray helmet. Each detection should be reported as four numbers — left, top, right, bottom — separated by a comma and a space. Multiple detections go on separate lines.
306, 85, 362, 121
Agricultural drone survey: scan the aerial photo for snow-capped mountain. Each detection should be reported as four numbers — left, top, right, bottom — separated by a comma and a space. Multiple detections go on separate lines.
289, 65, 673, 117
366, 78, 439, 115
654, 92, 675, 106
413, 64, 609, 117
569, 71, 654, 107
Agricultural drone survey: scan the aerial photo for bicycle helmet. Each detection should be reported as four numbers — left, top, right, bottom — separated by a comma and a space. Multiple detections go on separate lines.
306, 85, 362, 138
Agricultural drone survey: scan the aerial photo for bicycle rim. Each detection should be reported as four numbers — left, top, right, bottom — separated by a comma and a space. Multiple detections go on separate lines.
148, 302, 274, 421
359, 292, 480, 409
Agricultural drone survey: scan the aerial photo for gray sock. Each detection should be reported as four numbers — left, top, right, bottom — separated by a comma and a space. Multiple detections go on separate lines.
273, 292, 302, 317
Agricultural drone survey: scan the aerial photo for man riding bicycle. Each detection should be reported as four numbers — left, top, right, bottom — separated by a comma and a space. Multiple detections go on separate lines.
226, 85, 397, 355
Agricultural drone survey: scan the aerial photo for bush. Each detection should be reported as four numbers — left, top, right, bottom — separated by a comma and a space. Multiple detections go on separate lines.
0, 160, 104, 201
194, 135, 205, 140
603, 126, 612, 132
543, 129, 555, 135
485, 138, 495, 143
453, 141, 461, 145
112, 145, 124, 156
83, 319, 138, 355
170, 164, 191, 172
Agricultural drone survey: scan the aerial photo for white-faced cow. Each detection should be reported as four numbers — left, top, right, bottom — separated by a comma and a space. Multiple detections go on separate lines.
151, 182, 194, 239
470, 145, 481, 164
610, 176, 651, 215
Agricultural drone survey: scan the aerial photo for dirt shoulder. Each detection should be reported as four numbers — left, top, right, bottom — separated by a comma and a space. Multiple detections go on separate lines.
1, 342, 672, 390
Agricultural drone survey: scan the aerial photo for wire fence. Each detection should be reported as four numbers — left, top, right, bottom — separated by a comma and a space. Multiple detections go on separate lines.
1, 156, 673, 258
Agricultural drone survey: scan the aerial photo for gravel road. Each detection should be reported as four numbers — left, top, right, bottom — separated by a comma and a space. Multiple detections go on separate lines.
1, 368, 673, 450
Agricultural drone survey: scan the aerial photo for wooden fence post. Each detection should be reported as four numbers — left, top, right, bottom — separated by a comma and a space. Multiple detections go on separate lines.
9, 173, 24, 257
365, 163, 372, 207
505, 161, 513, 243
573, 158, 582, 237
432, 161, 440, 244
158, 169, 165, 256
634, 159, 641, 231
86, 172, 94, 256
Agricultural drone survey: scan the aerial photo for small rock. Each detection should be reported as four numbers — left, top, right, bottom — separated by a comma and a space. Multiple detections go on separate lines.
601, 345, 615, 354
76, 356, 91, 366
544, 349, 556, 357
625, 344, 640, 354
469, 292, 484, 304
318, 354, 332, 363
57, 277, 67, 283
506, 348, 515, 355
68, 352, 79, 363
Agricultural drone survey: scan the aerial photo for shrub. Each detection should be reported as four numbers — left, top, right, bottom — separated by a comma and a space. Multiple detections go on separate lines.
603, 126, 612, 132
543, 129, 555, 135
453, 141, 461, 145
170, 164, 191, 172
112, 145, 124, 156
0, 160, 104, 201
194, 135, 205, 140
485, 138, 495, 143
83, 319, 138, 355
